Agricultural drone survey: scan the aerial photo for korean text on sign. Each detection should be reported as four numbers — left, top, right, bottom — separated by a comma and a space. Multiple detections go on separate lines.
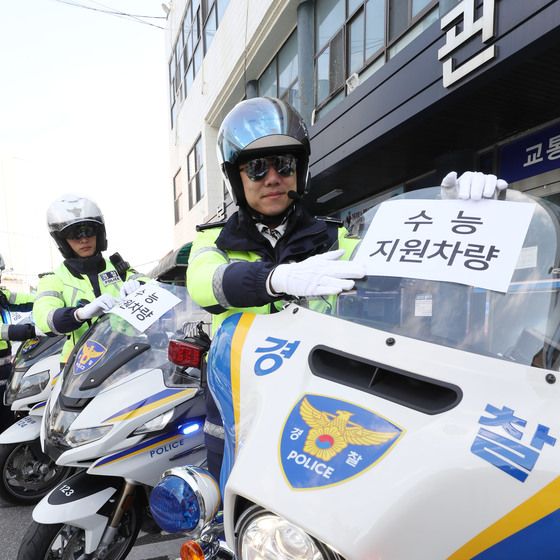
110, 281, 181, 333
438, 0, 497, 87
353, 199, 534, 293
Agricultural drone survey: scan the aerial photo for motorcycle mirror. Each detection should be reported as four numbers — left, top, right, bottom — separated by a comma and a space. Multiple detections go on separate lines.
168, 339, 205, 368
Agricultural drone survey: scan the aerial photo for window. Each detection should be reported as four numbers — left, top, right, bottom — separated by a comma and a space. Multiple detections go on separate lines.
168, 0, 231, 128
187, 137, 205, 209
173, 169, 184, 224
258, 31, 299, 111
389, 0, 434, 42
314, 0, 436, 112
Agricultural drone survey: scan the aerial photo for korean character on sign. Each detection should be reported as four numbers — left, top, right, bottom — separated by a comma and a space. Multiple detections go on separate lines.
463, 244, 500, 270
404, 211, 433, 232
369, 239, 399, 262
437, 0, 497, 88
478, 404, 526, 439
144, 293, 159, 304
398, 239, 430, 263
450, 211, 483, 234
523, 143, 544, 167
345, 451, 363, 468
135, 306, 154, 321
290, 427, 304, 441
471, 428, 539, 482
254, 336, 301, 376
426, 240, 464, 266
119, 298, 133, 310
470, 404, 556, 482
546, 135, 560, 160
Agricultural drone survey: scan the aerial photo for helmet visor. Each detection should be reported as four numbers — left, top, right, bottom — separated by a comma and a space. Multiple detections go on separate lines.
60, 222, 99, 240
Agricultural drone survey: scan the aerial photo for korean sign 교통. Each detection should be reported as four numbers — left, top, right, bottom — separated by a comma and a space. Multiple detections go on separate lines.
352, 199, 535, 293
111, 281, 181, 333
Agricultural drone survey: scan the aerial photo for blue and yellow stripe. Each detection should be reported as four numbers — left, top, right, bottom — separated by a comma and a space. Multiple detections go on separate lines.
207, 312, 255, 492
102, 387, 197, 424
93, 430, 183, 468
449, 476, 560, 559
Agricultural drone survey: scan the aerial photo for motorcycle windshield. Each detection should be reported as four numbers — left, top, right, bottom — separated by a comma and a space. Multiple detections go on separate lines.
303, 187, 560, 370
60, 281, 209, 400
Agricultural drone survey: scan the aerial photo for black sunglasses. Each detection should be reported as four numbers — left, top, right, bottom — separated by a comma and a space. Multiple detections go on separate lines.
240, 154, 296, 182
62, 223, 98, 240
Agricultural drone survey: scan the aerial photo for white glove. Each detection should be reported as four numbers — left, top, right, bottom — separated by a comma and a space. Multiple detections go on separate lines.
34, 325, 46, 337
269, 250, 366, 297
75, 293, 117, 321
441, 171, 508, 200
120, 279, 141, 298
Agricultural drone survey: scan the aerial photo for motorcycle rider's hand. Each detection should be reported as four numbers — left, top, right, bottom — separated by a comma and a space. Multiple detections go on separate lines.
268, 250, 366, 297
440, 171, 508, 200
120, 279, 141, 298
74, 293, 117, 322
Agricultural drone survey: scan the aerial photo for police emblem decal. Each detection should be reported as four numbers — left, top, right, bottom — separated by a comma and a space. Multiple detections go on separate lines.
22, 338, 40, 354
280, 394, 403, 489
99, 270, 120, 286
74, 340, 107, 374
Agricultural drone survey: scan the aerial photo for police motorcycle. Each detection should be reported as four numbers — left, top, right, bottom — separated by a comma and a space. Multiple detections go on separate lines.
149, 186, 560, 560
17, 281, 210, 560
0, 333, 69, 504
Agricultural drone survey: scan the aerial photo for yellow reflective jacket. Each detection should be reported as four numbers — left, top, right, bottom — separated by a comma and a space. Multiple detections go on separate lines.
187, 211, 358, 333
33, 258, 144, 363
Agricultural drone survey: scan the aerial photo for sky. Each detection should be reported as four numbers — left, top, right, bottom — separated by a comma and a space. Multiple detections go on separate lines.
0, 0, 173, 285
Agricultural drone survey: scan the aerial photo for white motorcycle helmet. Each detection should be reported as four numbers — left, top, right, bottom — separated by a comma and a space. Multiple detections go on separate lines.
217, 97, 311, 209
47, 194, 107, 258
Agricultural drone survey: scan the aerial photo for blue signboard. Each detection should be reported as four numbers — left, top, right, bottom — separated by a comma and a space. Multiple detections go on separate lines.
499, 123, 560, 183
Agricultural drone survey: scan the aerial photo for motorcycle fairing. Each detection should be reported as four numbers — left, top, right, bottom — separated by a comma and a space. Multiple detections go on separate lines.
0, 413, 41, 444
52, 368, 205, 486
33, 470, 120, 553
92, 419, 204, 469
219, 305, 560, 560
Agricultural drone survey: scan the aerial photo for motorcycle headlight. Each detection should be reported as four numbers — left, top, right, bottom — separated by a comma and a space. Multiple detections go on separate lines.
65, 425, 113, 447
5, 369, 25, 405
132, 408, 174, 435
239, 513, 325, 560
149, 466, 220, 536
15, 370, 50, 400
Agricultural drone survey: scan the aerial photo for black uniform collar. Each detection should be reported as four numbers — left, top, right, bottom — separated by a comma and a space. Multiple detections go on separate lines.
64, 253, 106, 278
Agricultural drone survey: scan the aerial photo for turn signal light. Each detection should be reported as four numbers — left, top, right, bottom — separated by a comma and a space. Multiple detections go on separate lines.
180, 540, 205, 560
168, 340, 204, 368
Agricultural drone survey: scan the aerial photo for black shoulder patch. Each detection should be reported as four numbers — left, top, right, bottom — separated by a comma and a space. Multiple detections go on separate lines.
196, 220, 228, 232
315, 216, 343, 227
38, 272, 55, 278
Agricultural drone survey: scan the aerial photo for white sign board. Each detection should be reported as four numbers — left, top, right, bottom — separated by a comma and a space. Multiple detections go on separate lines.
353, 199, 535, 293
111, 281, 181, 333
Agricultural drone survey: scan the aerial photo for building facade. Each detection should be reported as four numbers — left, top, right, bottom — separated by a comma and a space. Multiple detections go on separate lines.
164, 0, 560, 245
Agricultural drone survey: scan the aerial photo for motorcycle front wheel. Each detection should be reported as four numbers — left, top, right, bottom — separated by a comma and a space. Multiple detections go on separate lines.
17, 501, 142, 560
0, 441, 72, 504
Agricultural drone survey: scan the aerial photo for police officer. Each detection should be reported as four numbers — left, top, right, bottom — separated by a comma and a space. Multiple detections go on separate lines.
187, 96, 508, 482
0, 255, 41, 430
33, 194, 145, 365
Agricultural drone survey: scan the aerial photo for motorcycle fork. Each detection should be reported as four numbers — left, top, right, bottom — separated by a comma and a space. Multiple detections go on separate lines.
94, 480, 137, 558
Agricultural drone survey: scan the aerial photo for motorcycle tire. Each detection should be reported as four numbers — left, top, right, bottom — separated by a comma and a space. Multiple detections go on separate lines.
17, 501, 142, 560
0, 441, 73, 505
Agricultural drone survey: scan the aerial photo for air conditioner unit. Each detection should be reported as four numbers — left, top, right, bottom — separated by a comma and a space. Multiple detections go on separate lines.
346, 72, 360, 93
